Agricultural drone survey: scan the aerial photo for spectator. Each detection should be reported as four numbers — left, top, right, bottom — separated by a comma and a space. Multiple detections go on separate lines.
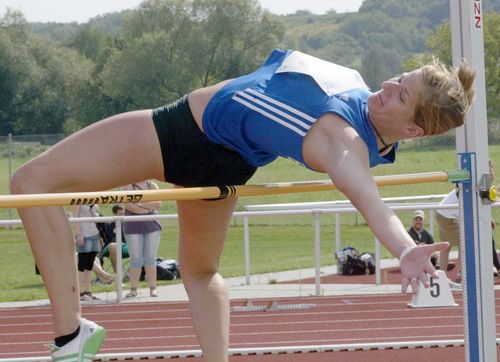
73, 204, 102, 301
91, 258, 114, 285
438, 159, 499, 280
492, 219, 500, 276
123, 181, 162, 298
407, 210, 438, 266
100, 205, 129, 273
491, 160, 500, 276
436, 185, 461, 280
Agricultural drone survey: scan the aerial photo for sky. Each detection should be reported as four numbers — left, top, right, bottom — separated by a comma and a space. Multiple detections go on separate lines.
0, 0, 364, 23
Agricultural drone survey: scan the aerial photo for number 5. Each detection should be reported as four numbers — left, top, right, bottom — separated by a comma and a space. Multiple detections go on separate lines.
430, 275, 440, 298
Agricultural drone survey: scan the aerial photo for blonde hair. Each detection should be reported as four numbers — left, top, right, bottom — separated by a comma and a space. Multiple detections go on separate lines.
413, 58, 476, 136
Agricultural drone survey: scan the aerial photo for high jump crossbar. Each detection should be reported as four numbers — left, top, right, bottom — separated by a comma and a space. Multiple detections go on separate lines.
0, 170, 468, 209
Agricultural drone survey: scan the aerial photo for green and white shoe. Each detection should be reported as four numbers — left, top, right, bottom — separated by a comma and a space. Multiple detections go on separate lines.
49, 318, 105, 362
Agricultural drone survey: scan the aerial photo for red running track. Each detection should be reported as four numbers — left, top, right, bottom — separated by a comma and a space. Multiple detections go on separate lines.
1, 290, 500, 361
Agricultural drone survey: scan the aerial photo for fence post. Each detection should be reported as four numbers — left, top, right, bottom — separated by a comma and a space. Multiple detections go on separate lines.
335, 213, 341, 253
430, 209, 435, 237
115, 220, 123, 302
8, 133, 12, 223
244, 216, 250, 285
313, 211, 321, 296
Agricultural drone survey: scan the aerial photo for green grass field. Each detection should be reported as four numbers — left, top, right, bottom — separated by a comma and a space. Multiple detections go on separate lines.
1, 144, 500, 302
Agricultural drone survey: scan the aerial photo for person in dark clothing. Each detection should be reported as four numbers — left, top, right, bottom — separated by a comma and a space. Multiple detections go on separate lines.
407, 210, 438, 266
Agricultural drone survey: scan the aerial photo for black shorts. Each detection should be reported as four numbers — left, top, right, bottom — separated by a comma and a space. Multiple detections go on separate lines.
152, 95, 257, 187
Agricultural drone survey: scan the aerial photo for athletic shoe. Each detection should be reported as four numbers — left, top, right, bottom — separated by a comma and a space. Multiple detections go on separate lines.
48, 318, 105, 362
80, 293, 93, 302
86, 292, 101, 301
125, 287, 137, 298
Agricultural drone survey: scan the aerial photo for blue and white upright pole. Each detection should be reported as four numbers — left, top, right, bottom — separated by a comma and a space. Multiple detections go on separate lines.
450, 1, 496, 361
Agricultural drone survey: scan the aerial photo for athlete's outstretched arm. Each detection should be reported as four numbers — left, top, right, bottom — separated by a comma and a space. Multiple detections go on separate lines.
303, 114, 448, 294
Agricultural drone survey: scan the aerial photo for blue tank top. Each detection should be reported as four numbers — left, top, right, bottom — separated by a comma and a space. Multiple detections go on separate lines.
202, 49, 397, 170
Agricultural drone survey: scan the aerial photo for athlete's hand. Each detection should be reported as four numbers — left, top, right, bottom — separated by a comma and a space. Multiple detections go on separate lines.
400, 242, 450, 295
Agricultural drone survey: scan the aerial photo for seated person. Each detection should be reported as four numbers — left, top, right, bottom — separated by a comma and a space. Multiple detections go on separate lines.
92, 258, 114, 285
101, 205, 130, 273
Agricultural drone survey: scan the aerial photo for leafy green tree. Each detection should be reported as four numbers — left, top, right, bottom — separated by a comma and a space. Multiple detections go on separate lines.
361, 47, 401, 90
422, 13, 500, 122
310, 32, 362, 68
99, 0, 285, 109
0, 8, 30, 42
65, 24, 108, 60
0, 10, 34, 134
0, 29, 30, 134
10, 36, 93, 134
0, 10, 93, 135
359, 0, 413, 19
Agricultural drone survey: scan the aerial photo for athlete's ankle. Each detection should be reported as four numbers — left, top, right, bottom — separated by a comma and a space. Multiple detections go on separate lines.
54, 326, 80, 347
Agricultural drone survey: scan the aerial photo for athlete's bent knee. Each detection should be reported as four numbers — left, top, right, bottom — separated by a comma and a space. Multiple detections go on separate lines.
11, 158, 59, 195
10, 165, 40, 195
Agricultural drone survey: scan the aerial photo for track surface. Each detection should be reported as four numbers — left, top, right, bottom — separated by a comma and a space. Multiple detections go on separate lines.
1, 291, 500, 361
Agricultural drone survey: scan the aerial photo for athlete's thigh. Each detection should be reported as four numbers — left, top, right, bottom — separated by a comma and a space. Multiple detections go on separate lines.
177, 197, 238, 277
22, 110, 164, 192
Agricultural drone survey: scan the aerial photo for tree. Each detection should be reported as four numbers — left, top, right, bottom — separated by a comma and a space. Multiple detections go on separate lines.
0, 29, 31, 134
0, 10, 33, 134
422, 13, 500, 122
10, 36, 93, 134
98, 0, 286, 109
0, 8, 30, 42
361, 47, 401, 90
0, 10, 93, 135
65, 24, 108, 60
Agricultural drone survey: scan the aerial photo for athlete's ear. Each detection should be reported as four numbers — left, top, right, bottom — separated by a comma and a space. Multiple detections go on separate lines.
405, 125, 424, 138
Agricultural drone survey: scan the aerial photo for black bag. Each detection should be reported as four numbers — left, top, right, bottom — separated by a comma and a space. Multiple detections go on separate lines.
139, 258, 181, 281
342, 254, 369, 275
359, 252, 376, 274
157, 259, 181, 280
336, 247, 375, 275
155, 264, 175, 280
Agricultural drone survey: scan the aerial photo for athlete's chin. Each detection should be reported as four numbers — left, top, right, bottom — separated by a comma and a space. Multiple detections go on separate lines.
366, 94, 379, 113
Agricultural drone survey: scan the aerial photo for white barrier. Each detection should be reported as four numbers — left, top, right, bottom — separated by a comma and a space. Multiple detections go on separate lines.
2, 201, 499, 299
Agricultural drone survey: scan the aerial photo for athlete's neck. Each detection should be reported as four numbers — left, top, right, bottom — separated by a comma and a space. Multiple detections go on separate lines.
369, 119, 394, 154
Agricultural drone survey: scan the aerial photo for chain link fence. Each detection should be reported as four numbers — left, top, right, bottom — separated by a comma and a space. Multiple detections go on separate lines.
1, 128, 499, 221
0, 134, 66, 220
1, 130, 500, 294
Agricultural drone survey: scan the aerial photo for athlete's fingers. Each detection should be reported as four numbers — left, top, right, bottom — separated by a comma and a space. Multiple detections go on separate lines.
419, 271, 430, 288
401, 277, 410, 293
427, 242, 450, 254
410, 277, 419, 295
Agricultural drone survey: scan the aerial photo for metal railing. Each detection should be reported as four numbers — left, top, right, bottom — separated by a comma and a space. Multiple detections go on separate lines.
3, 199, 498, 301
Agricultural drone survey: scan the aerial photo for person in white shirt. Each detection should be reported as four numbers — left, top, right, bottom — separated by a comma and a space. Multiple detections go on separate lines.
436, 186, 460, 276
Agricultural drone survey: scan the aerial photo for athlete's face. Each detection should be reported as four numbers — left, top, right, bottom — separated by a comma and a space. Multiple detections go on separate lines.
367, 69, 423, 137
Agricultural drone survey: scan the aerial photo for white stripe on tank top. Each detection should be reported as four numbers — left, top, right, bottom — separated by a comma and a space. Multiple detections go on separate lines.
232, 88, 316, 137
